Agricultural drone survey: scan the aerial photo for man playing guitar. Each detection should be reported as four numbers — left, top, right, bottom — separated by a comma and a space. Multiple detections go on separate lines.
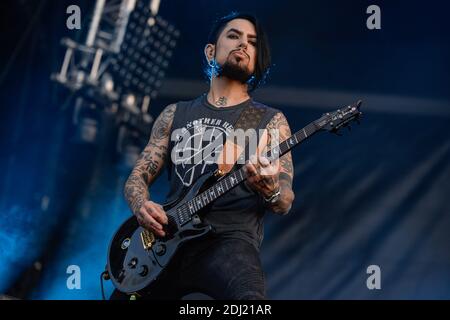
110, 12, 295, 300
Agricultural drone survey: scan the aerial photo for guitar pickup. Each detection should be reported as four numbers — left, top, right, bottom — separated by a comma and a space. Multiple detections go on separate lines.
140, 230, 155, 250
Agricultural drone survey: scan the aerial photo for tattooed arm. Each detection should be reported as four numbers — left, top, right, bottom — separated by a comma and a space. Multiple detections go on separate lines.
265, 112, 295, 214
245, 112, 295, 215
123, 104, 176, 237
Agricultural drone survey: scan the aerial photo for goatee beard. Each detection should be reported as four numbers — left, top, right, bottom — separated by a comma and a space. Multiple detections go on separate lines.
218, 60, 253, 84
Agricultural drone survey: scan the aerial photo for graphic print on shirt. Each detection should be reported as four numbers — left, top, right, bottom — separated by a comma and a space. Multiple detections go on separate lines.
171, 117, 234, 187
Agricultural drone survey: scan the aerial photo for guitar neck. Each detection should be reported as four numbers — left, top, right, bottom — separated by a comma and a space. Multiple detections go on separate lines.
175, 120, 321, 225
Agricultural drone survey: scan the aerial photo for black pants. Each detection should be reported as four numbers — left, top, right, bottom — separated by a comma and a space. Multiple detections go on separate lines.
110, 236, 266, 300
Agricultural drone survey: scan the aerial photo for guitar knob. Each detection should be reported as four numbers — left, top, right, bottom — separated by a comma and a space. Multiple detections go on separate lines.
128, 258, 138, 268
138, 265, 148, 277
154, 243, 166, 256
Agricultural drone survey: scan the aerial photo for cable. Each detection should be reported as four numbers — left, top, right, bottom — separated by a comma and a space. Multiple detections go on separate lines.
100, 271, 108, 300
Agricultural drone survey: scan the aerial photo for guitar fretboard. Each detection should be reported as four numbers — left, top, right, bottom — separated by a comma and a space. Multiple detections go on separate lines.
175, 121, 320, 225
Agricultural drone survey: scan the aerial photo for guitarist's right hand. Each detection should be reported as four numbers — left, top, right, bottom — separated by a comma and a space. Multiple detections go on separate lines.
136, 201, 168, 237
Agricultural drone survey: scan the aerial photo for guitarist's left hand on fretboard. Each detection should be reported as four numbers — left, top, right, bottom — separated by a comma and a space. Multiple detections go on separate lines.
244, 155, 280, 200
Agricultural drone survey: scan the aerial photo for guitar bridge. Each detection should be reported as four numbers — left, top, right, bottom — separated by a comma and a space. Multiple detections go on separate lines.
140, 230, 155, 250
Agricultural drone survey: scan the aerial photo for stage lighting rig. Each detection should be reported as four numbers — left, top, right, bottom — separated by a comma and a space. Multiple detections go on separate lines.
51, 0, 179, 151
111, 0, 180, 101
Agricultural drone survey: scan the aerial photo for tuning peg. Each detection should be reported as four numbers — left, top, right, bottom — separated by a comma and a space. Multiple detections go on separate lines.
333, 130, 343, 136
347, 125, 352, 131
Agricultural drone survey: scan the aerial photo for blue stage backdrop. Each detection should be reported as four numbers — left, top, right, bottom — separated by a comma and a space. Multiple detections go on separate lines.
0, 0, 449, 299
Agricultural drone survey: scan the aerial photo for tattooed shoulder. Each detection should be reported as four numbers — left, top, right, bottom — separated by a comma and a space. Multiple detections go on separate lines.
151, 103, 177, 141
267, 112, 290, 133
147, 104, 176, 151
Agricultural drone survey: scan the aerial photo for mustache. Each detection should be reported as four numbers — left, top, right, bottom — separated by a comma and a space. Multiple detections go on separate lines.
230, 49, 250, 59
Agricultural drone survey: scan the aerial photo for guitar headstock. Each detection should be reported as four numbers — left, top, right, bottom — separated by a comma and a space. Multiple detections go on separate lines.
316, 100, 363, 134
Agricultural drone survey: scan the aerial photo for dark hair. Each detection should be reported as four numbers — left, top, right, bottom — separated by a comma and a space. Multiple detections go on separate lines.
205, 12, 271, 92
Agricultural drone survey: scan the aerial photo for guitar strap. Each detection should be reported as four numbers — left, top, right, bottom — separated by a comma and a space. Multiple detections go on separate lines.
218, 104, 268, 174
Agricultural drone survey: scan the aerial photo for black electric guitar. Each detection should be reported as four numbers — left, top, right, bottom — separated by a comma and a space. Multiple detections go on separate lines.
106, 100, 363, 295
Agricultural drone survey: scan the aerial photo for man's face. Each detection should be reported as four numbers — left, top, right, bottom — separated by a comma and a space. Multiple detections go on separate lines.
213, 18, 257, 82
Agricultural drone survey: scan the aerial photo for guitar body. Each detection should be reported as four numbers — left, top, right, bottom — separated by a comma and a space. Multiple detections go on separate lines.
107, 168, 218, 295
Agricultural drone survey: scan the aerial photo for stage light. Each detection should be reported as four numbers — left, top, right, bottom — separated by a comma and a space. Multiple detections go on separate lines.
147, 17, 156, 27
124, 93, 136, 109
72, 99, 101, 144
78, 118, 99, 143
101, 74, 114, 93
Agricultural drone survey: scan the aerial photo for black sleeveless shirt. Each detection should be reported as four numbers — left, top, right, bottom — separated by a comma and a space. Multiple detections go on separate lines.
165, 94, 279, 250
